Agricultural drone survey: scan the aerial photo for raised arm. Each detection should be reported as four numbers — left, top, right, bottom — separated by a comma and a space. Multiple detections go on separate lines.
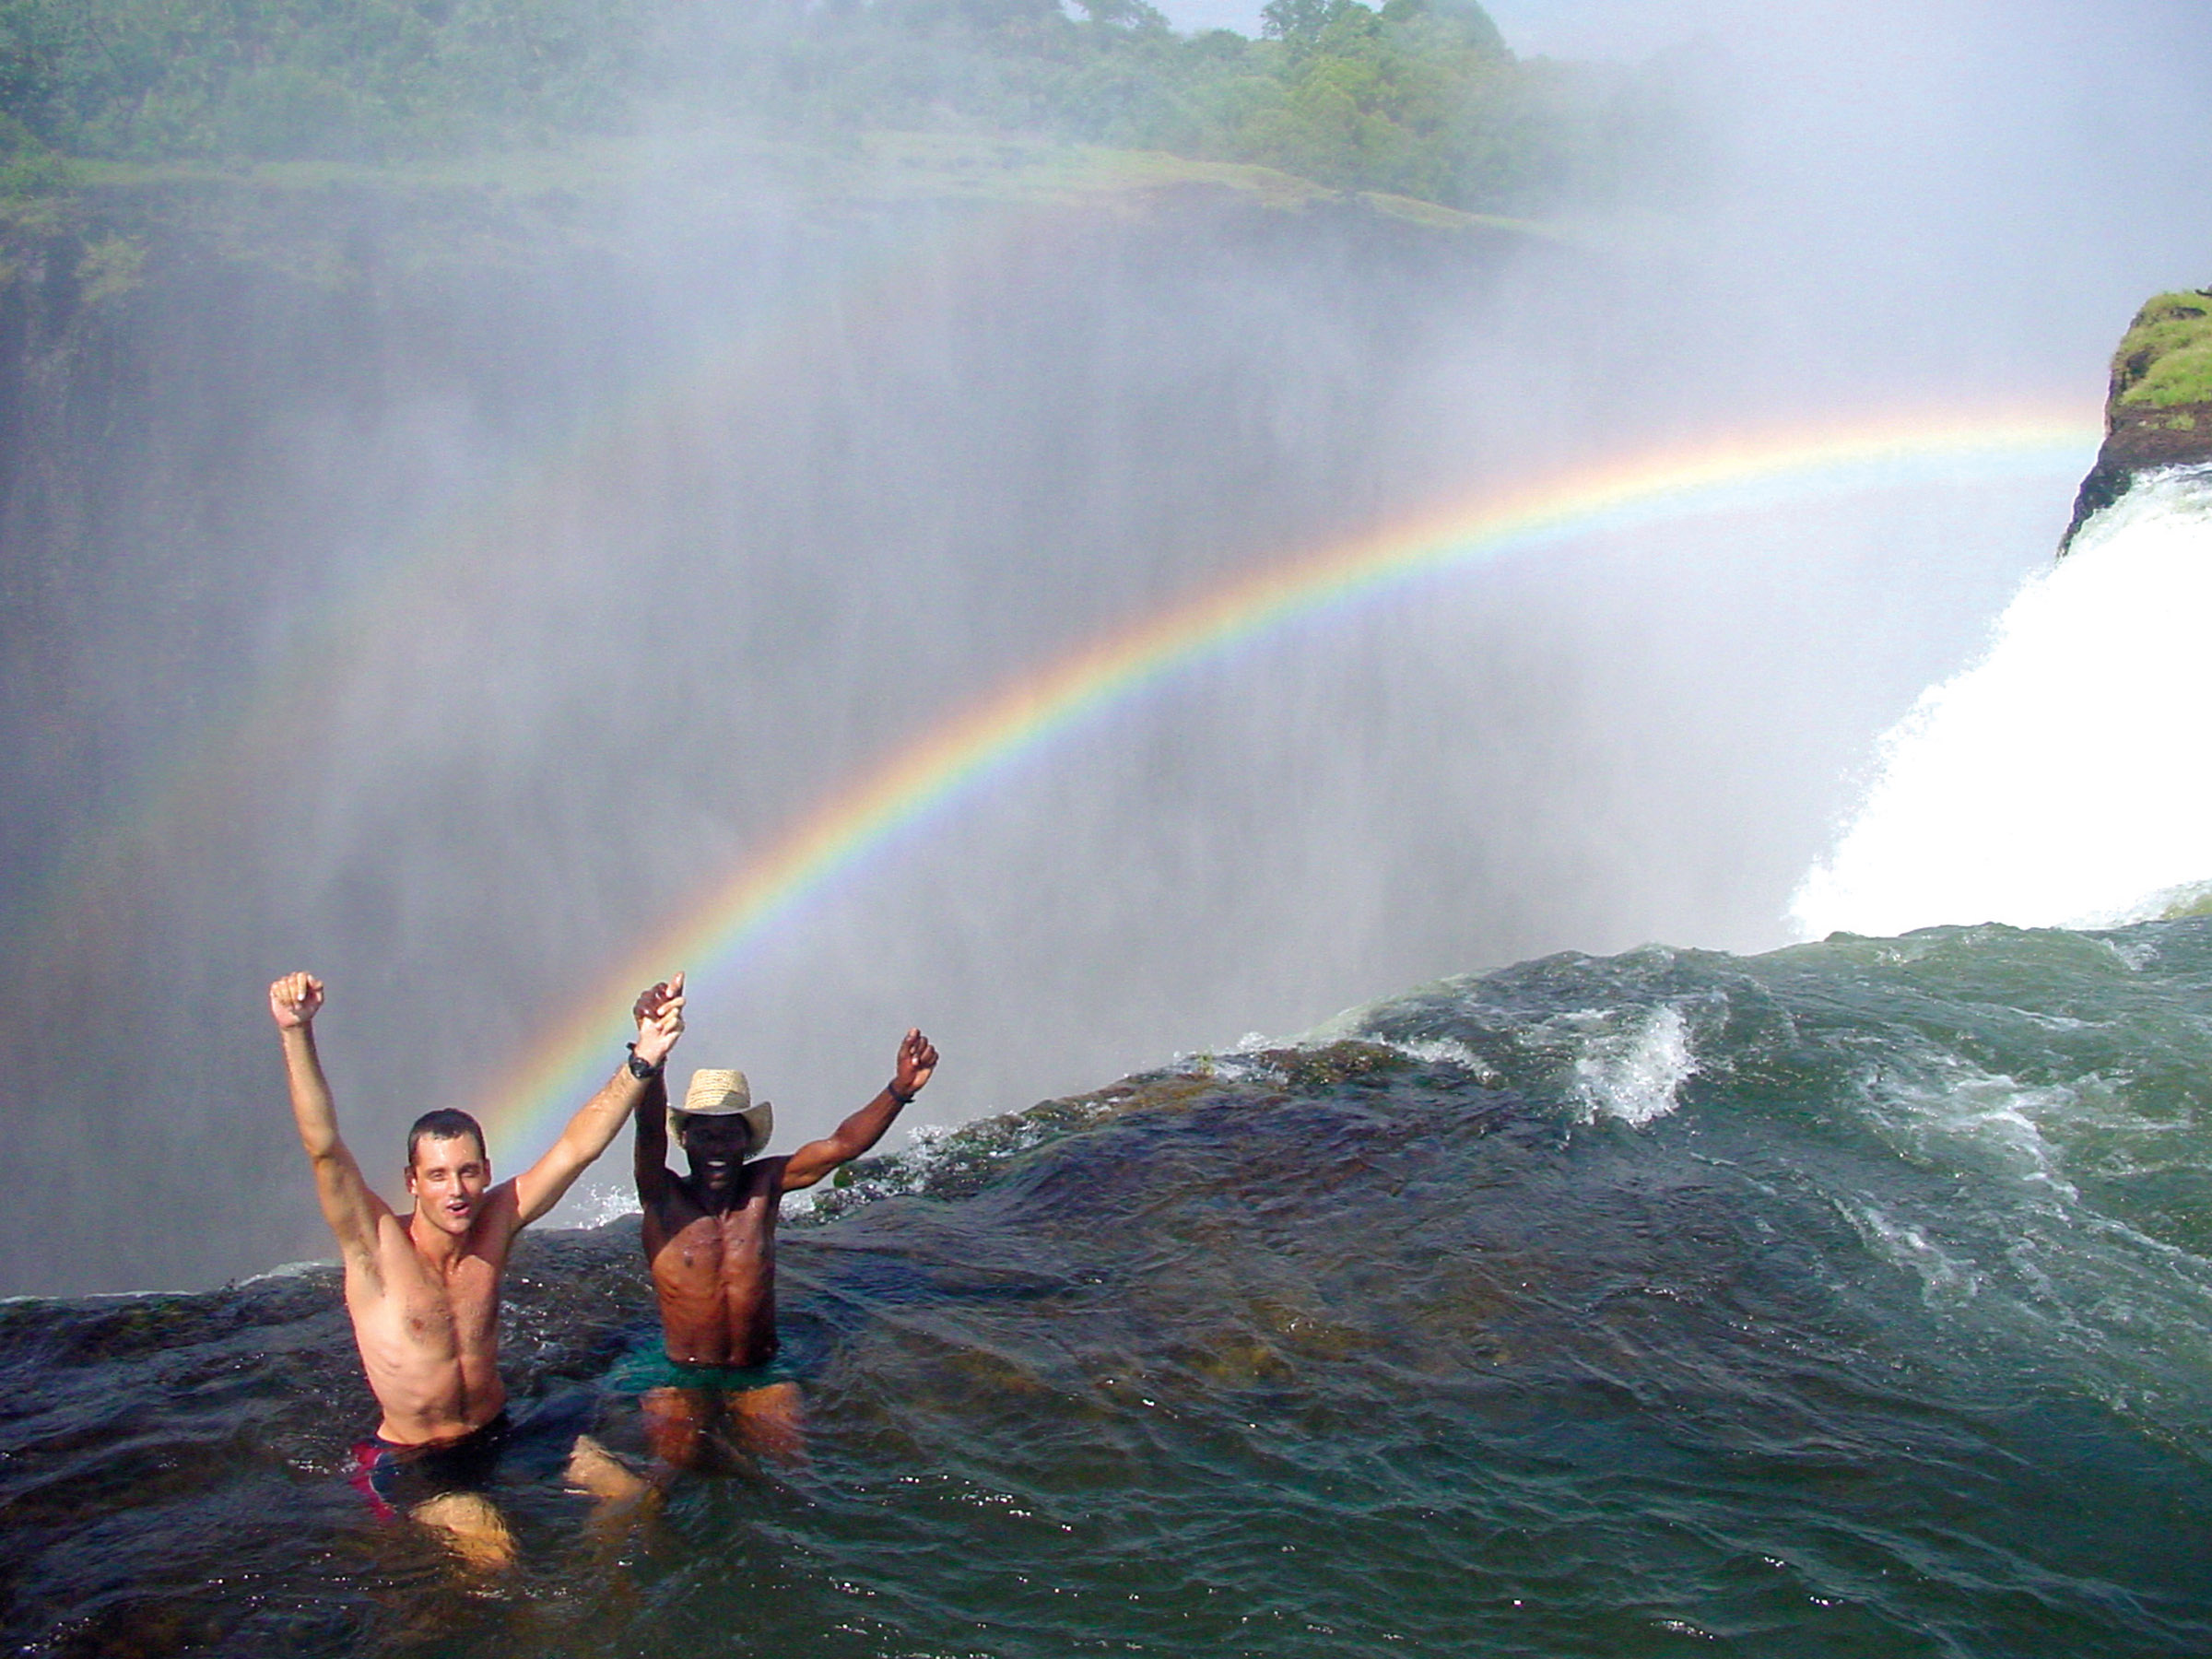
782, 1028, 938, 1193
269, 973, 391, 1268
512, 972, 685, 1227
632, 1067, 671, 1209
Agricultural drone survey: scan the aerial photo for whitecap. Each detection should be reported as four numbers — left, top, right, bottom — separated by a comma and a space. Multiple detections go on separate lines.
1571, 1004, 1698, 1127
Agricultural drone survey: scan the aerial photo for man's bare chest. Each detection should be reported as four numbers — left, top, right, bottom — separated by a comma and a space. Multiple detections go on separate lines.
369, 1249, 500, 1344
653, 1202, 774, 1278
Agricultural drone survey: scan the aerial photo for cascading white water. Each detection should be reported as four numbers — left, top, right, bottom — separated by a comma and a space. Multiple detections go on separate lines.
1790, 465, 2212, 938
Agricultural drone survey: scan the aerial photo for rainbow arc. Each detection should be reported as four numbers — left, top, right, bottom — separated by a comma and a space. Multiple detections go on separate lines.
477, 408, 2099, 1158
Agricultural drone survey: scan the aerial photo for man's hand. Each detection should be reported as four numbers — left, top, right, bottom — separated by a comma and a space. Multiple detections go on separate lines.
269, 972, 324, 1030
779, 1026, 941, 1194
892, 1028, 937, 1100
632, 971, 687, 1069
513, 971, 688, 1229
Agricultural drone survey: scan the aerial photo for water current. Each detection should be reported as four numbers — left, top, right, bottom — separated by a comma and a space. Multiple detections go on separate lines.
9, 916, 2212, 1655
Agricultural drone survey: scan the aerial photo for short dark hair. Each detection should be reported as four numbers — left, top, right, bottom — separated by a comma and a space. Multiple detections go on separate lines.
406, 1109, 488, 1169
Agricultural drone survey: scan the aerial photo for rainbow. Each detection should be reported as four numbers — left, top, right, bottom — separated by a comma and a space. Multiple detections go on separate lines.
478, 406, 2098, 1158
0, 167, 1227, 982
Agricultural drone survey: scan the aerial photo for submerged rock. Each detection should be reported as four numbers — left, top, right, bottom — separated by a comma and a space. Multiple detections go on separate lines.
2061, 287, 2212, 550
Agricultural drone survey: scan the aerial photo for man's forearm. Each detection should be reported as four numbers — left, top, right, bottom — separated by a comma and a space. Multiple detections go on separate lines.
565, 1066, 650, 1156
281, 1026, 342, 1158
524, 982, 682, 1220
633, 1073, 669, 1191
524, 1065, 651, 1218
828, 1086, 910, 1160
533, 1070, 650, 1203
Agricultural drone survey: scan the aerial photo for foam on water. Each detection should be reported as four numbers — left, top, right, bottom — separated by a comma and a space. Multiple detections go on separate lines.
1857, 1062, 2084, 1204
1372, 1033, 1503, 1084
18, 924, 2212, 1655
566, 1180, 645, 1229
1571, 1003, 1699, 1125
1791, 467, 2212, 937
1839, 1200, 1985, 1305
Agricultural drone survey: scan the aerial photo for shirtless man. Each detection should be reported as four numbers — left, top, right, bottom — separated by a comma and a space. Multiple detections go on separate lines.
269, 970, 685, 1568
624, 1001, 937, 1469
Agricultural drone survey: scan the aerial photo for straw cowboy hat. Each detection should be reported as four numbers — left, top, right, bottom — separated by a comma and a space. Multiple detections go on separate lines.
673, 1068, 773, 1151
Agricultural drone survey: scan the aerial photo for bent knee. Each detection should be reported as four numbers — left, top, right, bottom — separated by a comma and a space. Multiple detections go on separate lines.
411, 1491, 517, 1572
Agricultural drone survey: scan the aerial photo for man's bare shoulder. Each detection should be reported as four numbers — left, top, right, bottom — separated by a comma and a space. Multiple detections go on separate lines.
741, 1157, 797, 1218
341, 1209, 422, 1289
466, 1180, 528, 1250
642, 1173, 705, 1225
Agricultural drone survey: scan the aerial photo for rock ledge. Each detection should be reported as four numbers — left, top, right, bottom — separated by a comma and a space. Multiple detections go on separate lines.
2061, 288, 2212, 550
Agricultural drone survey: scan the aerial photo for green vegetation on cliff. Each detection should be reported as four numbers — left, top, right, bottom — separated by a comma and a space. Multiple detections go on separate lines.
2112, 289, 2212, 410
0, 0, 1662, 217
2059, 285, 2212, 552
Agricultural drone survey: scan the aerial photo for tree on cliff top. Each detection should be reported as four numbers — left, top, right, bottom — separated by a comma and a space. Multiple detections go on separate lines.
0, 0, 1646, 214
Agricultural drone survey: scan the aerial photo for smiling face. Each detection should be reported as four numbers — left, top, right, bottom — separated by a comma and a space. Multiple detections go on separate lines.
676, 1112, 755, 1194
406, 1133, 490, 1235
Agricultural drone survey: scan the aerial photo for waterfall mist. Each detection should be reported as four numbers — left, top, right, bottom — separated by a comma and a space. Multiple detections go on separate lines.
3, 0, 2209, 1293
1790, 470, 2212, 938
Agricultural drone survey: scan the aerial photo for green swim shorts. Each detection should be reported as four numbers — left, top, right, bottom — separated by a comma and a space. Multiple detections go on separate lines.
605, 1340, 804, 1395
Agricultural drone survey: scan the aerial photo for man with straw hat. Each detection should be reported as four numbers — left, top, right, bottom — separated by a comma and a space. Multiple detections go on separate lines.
621, 989, 937, 1467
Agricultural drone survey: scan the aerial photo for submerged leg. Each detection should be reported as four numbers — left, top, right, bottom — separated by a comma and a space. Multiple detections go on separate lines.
567, 1432, 653, 1504
641, 1385, 715, 1473
725, 1381, 805, 1465
410, 1490, 519, 1573
567, 1431, 660, 1552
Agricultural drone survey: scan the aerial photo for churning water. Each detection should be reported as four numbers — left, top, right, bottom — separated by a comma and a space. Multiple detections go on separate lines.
1792, 466, 2212, 937
9, 915, 2212, 1655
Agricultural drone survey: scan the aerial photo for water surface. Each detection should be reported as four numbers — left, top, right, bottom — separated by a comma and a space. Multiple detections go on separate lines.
9, 920, 2212, 1654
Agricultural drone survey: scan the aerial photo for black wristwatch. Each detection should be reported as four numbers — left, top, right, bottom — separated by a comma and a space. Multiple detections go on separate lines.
626, 1042, 663, 1081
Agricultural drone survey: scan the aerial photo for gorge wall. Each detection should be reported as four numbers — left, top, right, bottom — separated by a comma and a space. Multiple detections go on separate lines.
0, 164, 1563, 1292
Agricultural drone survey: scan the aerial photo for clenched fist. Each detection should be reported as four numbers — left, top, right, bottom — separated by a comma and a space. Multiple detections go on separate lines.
268, 972, 324, 1030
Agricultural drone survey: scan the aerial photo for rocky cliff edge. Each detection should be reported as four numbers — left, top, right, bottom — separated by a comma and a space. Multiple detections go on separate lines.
2062, 288, 2212, 551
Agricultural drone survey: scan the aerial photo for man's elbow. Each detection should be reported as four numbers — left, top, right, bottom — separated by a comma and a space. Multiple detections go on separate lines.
823, 1127, 885, 1174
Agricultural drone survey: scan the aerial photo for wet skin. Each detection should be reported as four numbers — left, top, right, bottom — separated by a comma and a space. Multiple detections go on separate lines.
271, 971, 683, 1512
633, 1026, 936, 1464
641, 1114, 787, 1367
352, 1132, 510, 1442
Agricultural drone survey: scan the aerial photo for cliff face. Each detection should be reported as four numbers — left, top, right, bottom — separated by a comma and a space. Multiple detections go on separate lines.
2062, 288, 2212, 550
0, 166, 1529, 1292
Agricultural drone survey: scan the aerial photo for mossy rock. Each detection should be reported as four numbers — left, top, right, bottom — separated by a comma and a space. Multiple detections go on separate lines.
2156, 881, 2212, 921
2060, 285, 2212, 551
1273, 1038, 1414, 1089
2112, 289, 2212, 408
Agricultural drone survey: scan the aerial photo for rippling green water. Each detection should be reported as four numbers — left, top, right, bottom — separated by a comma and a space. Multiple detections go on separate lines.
9, 920, 2212, 1655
